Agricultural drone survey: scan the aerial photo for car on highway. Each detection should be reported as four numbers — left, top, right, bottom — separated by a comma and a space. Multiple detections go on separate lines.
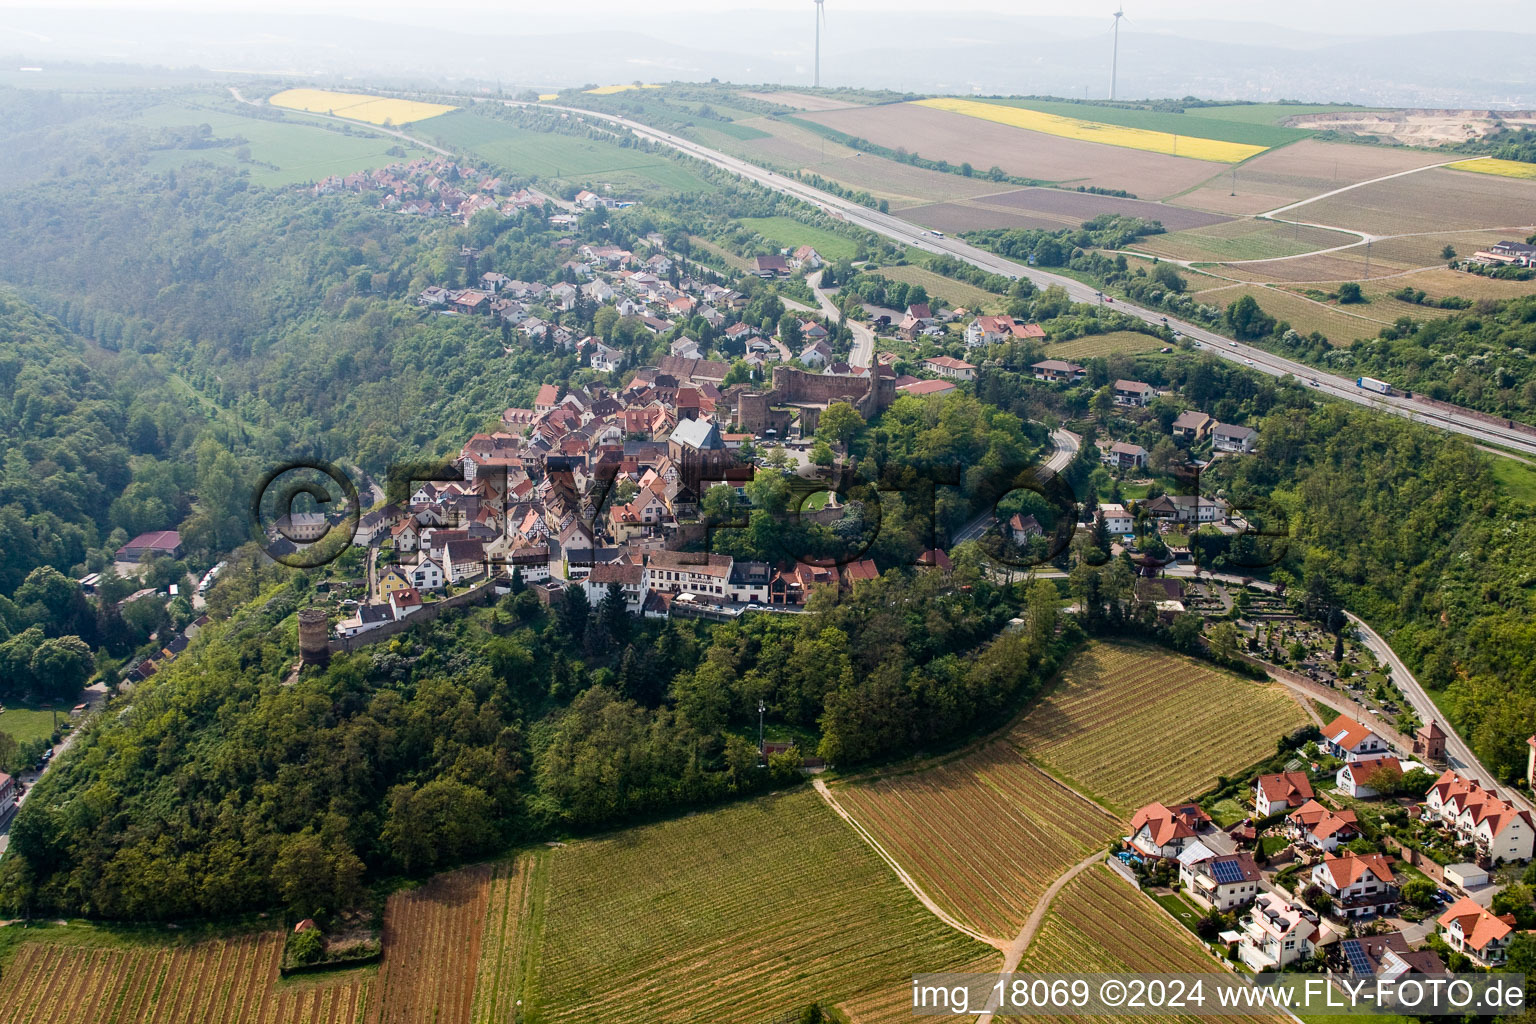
1310, 379, 1320, 387
1245, 359, 1254, 365
1229, 341, 1238, 348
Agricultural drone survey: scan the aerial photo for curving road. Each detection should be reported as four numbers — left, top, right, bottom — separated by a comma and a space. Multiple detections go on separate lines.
807, 270, 875, 368
952, 428, 1081, 545
517, 101, 1536, 460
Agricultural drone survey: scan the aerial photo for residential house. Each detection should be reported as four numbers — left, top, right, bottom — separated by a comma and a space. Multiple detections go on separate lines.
965, 315, 1045, 349
1423, 770, 1536, 863
1171, 410, 1213, 441
116, 530, 183, 562
791, 244, 823, 269
644, 549, 734, 600
0, 772, 16, 817
898, 379, 956, 397
388, 587, 424, 620
799, 340, 833, 368
752, 254, 790, 278
1178, 845, 1263, 912
1097, 503, 1134, 535
1138, 494, 1228, 526
336, 603, 394, 638
924, 356, 977, 381
409, 554, 445, 592
589, 340, 623, 373
1238, 895, 1318, 971
1323, 716, 1392, 763
1338, 756, 1416, 799
1255, 771, 1315, 817
1339, 933, 1448, 980
391, 519, 421, 553
1310, 853, 1398, 919
378, 567, 414, 601
1009, 513, 1043, 545
726, 560, 772, 604
1030, 359, 1086, 384
1113, 379, 1155, 407
1288, 799, 1361, 852
670, 336, 703, 360
1438, 897, 1516, 966
534, 384, 561, 415
1103, 442, 1148, 471
1212, 423, 1258, 453
1125, 802, 1213, 860
582, 561, 646, 614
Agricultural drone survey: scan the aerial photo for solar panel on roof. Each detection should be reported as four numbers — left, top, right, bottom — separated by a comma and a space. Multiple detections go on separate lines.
1211, 859, 1245, 885
1343, 941, 1376, 976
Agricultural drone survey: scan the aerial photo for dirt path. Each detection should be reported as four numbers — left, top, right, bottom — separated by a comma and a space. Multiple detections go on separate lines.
812, 779, 1002, 949
972, 852, 1106, 1024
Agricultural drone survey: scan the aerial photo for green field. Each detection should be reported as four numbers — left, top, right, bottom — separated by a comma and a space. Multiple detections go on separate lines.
737, 215, 861, 261
972, 98, 1312, 148
0, 704, 64, 749
1490, 456, 1536, 505
130, 98, 415, 186
423, 109, 715, 194
874, 261, 1004, 310
1049, 331, 1164, 359
511, 789, 992, 1023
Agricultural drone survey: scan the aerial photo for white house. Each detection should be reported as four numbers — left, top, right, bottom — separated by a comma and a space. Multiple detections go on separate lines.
1424, 770, 1536, 863
1323, 716, 1392, 763
589, 341, 624, 373
1310, 853, 1398, 919
1113, 379, 1155, 407
1126, 802, 1212, 860
1255, 772, 1314, 817
1178, 845, 1262, 912
1239, 895, 1318, 971
924, 356, 977, 381
1439, 897, 1515, 966
1288, 799, 1361, 852
1097, 503, 1134, 536
582, 561, 646, 613
409, 554, 445, 592
1212, 423, 1258, 453
1337, 756, 1420, 799
336, 603, 394, 638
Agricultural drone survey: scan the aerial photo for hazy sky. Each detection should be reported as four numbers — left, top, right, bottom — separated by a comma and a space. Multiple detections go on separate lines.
0, 0, 1526, 35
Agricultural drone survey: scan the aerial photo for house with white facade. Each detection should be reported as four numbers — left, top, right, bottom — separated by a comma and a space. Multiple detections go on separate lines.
1439, 897, 1516, 966
1310, 853, 1398, 919
1097, 503, 1134, 536
1239, 895, 1318, 971
1126, 802, 1213, 860
1323, 716, 1392, 763
1255, 772, 1314, 817
1178, 844, 1262, 912
1424, 770, 1536, 863
1212, 423, 1258, 453
1288, 800, 1362, 852
1113, 379, 1155, 407
409, 554, 445, 592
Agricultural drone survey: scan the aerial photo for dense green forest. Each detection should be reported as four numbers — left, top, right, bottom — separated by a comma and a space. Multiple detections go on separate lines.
0, 550, 1067, 920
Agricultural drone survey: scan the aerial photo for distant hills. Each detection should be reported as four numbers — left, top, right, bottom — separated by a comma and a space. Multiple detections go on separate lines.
1, 8, 1534, 107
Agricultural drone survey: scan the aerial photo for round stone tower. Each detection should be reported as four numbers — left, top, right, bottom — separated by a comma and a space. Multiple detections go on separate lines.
297, 607, 331, 667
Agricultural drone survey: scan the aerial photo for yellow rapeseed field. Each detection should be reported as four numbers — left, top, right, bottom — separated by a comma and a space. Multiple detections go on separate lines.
268, 88, 456, 126
1446, 157, 1536, 180
912, 97, 1267, 164
583, 83, 664, 95
538, 93, 560, 101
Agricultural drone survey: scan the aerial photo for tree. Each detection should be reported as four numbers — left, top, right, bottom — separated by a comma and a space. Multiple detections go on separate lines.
1208, 622, 1241, 661
1148, 438, 1181, 474
1401, 877, 1436, 909
1336, 282, 1364, 304
1441, 245, 1457, 260
809, 441, 834, 467
557, 585, 590, 642
778, 312, 803, 348
1492, 883, 1536, 928
288, 928, 325, 965
1226, 294, 1275, 340
29, 636, 92, 702
816, 402, 865, 449
1504, 933, 1536, 975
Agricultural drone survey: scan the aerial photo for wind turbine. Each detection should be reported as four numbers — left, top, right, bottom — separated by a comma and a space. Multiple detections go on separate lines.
813, 0, 827, 89
1110, 7, 1126, 101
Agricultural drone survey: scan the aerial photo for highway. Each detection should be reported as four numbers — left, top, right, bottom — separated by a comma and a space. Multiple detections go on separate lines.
952, 428, 1081, 545
520, 101, 1536, 460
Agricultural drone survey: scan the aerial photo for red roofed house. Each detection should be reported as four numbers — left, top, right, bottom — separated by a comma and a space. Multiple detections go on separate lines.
1439, 897, 1517, 966
1287, 799, 1361, 852
1126, 802, 1213, 860
1255, 771, 1314, 816
923, 356, 977, 381
1310, 853, 1398, 918
116, 530, 183, 562
1424, 770, 1535, 863
965, 315, 1045, 349
534, 384, 560, 415
1337, 755, 1407, 799
898, 379, 957, 397
1322, 715, 1391, 763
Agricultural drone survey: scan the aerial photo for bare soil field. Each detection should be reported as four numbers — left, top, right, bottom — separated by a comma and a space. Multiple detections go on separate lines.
901, 201, 1065, 234
1171, 139, 1453, 216
800, 103, 1227, 199
1279, 166, 1536, 235
1285, 109, 1536, 147
739, 90, 865, 111
368, 865, 492, 1024
979, 187, 1231, 231
1128, 218, 1356, 262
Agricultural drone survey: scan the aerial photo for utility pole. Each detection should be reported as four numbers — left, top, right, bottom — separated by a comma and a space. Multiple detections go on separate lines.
758, 699, 766, 766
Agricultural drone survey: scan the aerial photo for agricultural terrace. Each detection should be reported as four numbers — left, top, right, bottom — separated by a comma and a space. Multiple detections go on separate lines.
1009, 641, 1308, 815
1445, 157, 1536, 180
472, 857, 542, 1024
268, 89, 455, 126
737, 215, 860, 261
1049, 331, 1166, 360
834, 743, 1119, 938
368, 865, 491, 1024
1014, 866, 1284, 1024
520, 790, 991, 1023
0, 932, 369, 1024
913, 98, 1267, 164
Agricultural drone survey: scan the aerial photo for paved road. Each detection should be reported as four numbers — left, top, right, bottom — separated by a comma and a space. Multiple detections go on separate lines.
807, 270, 874, 368
952, 428, 1081, 545
1345, 610, 1532, 812
518, 101, 1536, 460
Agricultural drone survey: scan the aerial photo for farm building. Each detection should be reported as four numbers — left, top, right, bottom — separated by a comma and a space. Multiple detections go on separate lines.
116, 530, 184, 562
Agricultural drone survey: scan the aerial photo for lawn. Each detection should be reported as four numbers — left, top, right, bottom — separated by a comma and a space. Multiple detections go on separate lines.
968, 97, 1311, 149
1008, 640, 1309, 815
1312, 700, 1341, 725
422, 109, 715, 195
131, 98, 415, 186
916, 97, 1267, 162
1490, 457, 1536, 505
0, 704, 65, 749
833, 741, 1120, 938
1152, 890, 1205, 934
513, 789, 993, 1023
737, 215, 860, 261
1205, 797, 1248, 828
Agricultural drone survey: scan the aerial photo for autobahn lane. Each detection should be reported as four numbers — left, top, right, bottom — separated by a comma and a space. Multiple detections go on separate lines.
520, 101, 1536, 460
